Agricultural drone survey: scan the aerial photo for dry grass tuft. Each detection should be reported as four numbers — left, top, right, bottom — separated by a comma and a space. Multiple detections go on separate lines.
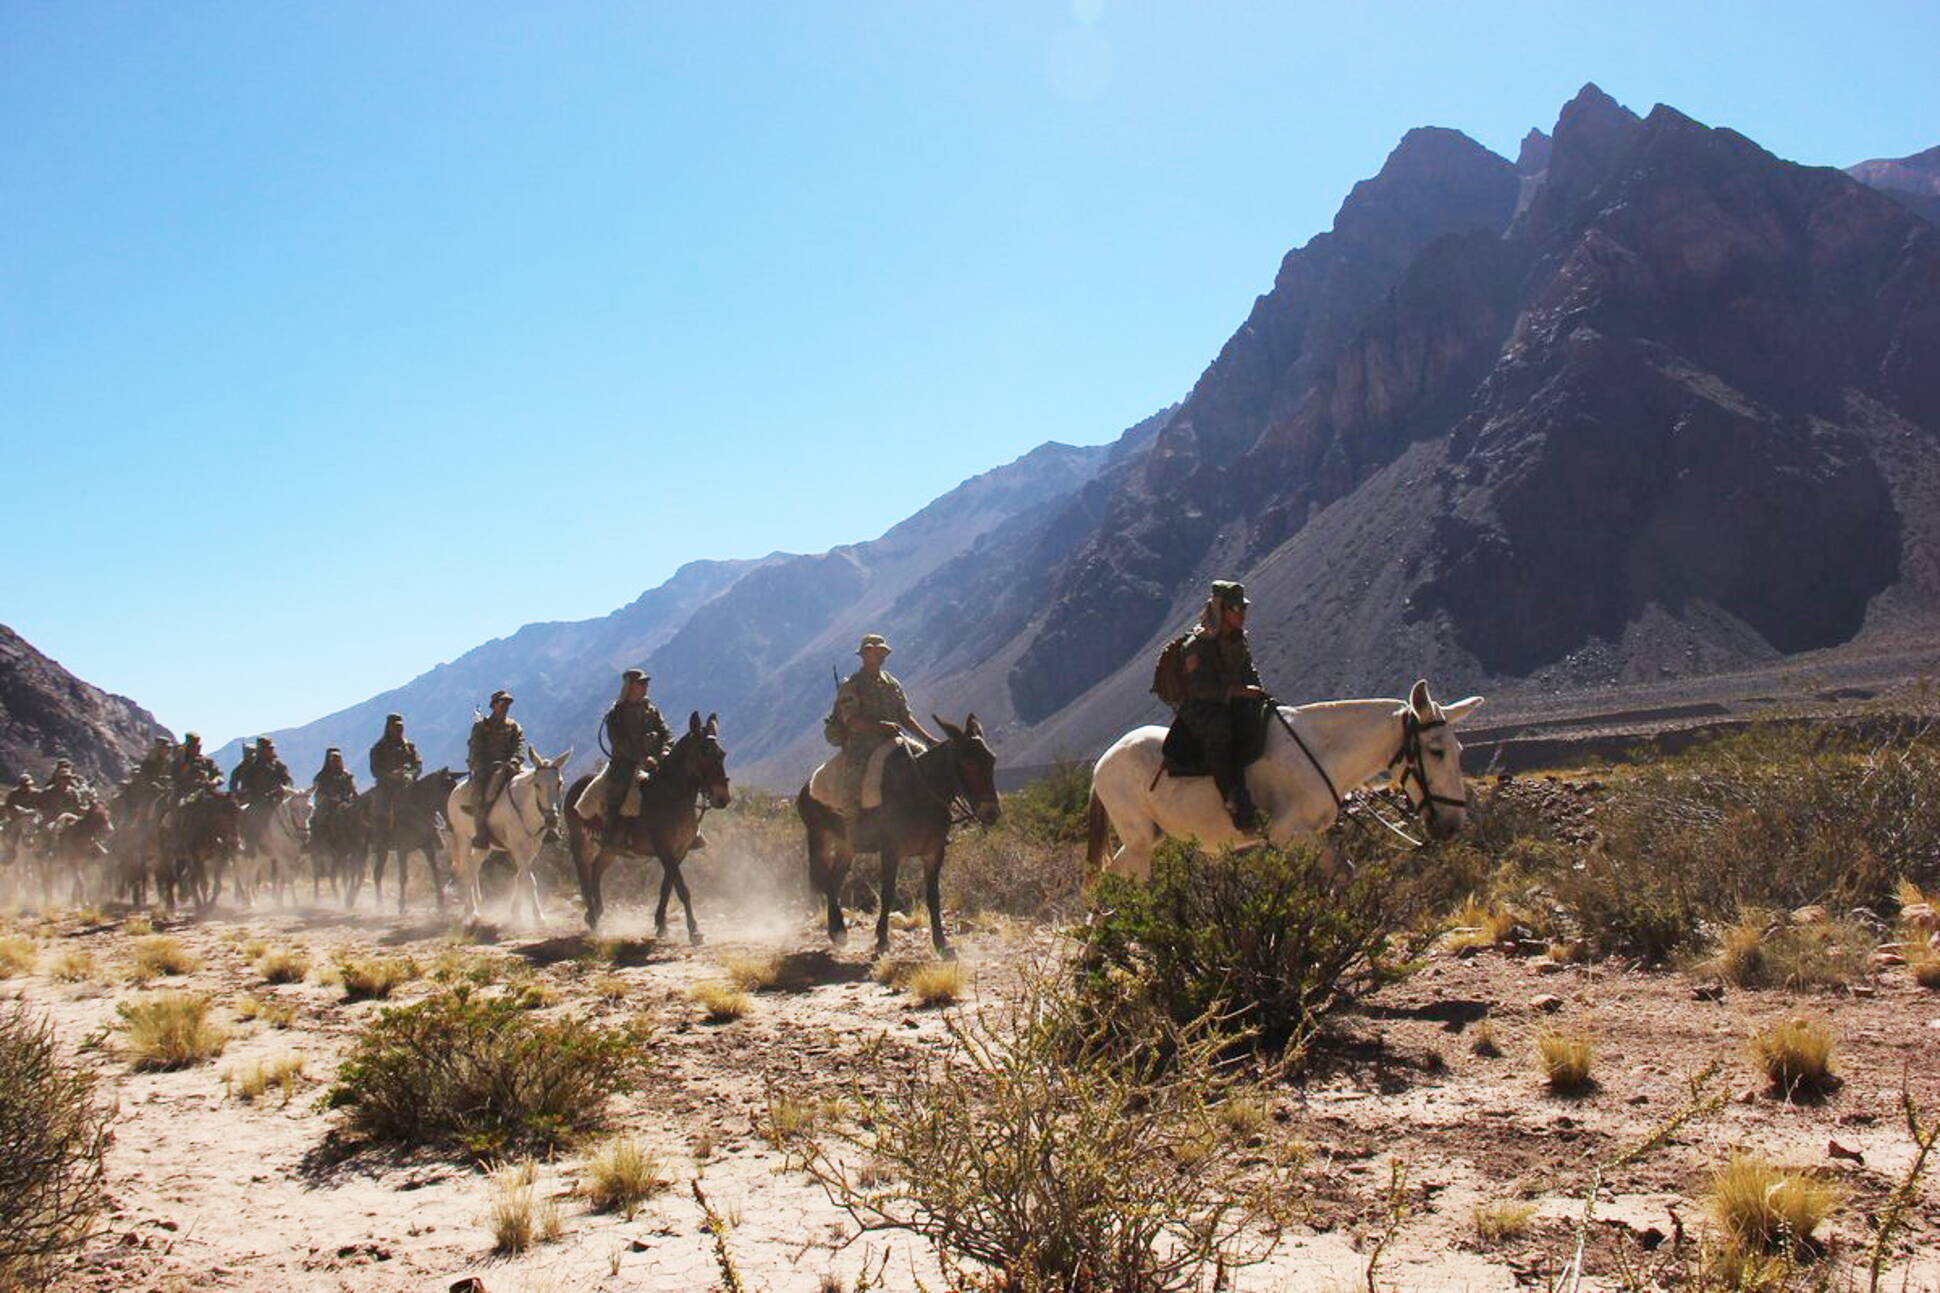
1707, 1156, 1841, 1258
235, 994, 299, 1029
763, 1092, 844, 1147
484, 1160, 562, 1254
1912, 954, 1940, 990
1215, 1096, 1269, 1141
226, 1054, 307, 1104
255, 946, 310, 985
130, 935, 197, 978
870, 957, 923, 989
117, 993, 229, 1070
1536, 1031, 1594, 1093
0, 1001, 113, 1289
581, 1136, 666, 1220
336, 955, 418, 1001
1469, 1020, 1502, 1058
1750, 1017, 1837, 1099
716, 952, 781, 991
905, 961, 966, 1008
49, 946, 97, 983
591, 974, 630, 1003
1445, 895, 1519, 952
1473, 1199, 1538, 1245
122, 914, 153, 937
691, 979, 749, 1023
0, 934, 39, 978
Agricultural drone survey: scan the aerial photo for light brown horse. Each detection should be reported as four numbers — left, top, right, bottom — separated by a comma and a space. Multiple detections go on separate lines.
565, 712, 730, 940
797, 715, 1000, 959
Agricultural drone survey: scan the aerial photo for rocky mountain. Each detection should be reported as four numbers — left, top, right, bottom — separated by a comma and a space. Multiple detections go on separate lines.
1849, 145, 1940, 224
262, 86, 1940, 790
1, 624, 171, 788
230, 438, 1121, 780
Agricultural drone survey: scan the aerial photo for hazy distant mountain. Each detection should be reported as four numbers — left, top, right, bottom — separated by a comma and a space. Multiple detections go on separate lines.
1849, 145, 1940, 224
1, 624, 171, 787
266, 86, 1940, 790
232, 438, 1121, 780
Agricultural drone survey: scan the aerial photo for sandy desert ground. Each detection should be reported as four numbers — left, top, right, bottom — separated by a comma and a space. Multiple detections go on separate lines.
4, 857, 1939, 1293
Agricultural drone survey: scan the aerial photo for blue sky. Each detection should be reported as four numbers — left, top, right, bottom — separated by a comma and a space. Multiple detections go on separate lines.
5, 1, 1936, 746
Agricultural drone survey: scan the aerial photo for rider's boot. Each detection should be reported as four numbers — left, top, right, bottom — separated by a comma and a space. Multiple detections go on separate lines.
470, 791, 492, 850
1228, 784, 1262, 836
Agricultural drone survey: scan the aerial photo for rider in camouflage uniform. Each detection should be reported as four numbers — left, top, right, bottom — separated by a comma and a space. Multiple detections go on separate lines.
133, 739, 174, 799
37, 766, 88, 820
1, 775, 35, 864
228, 744, 257, 795
826, 633, 939, 817
235, 737, 292, 852
172, 733, 221, 803
1176, 580, 1267, 833
466, 691, 524, 849
599, 669, 671, 841
311, 748, 358, 831
368, 713, 421, 836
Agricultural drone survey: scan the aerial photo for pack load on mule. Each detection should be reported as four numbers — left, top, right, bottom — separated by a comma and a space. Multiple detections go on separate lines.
799, 632, 1000, 958
1153, 580, 1271, 834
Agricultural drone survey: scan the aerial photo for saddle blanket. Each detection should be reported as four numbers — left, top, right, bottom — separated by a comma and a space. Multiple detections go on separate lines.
573, 762, 646, 822
806, 739, 909, 813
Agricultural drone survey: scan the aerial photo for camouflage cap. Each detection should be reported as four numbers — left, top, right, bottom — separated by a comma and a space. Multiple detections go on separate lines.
621, 668, 648, 686
184, 732, 202, 744
1210, 580, 1250, 609
490, 690, 514, 706
256, 736, 275, 749
385, 713, 404, 724
16, 774, 32, 786
857, 633, 892, 655
325, 747, 343, 756
53, 757, 72, 770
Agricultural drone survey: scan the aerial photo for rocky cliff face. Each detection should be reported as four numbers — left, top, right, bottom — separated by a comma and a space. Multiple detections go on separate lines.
1, 624, 171, 787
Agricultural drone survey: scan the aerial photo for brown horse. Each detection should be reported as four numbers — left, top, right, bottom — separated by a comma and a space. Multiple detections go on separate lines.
796, 715, 1000, 959
361, 767, 462, 913
565, 712, 730, 940
160, 791, 241, 913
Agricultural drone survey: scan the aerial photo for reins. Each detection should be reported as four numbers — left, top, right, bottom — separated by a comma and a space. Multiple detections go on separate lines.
1263, 700, 1470, 849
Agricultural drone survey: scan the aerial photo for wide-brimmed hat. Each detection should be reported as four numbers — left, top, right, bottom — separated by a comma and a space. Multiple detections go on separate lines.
490, 690, 514, 706
1210, 580, 1250, 609
857, 633, 892, 655
621, 668, 649, 686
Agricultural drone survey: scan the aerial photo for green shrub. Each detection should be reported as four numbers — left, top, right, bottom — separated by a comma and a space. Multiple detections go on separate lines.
1077, 838, 1437, 1055
324, 987, 650, 1158
800, 970, 1298, 1293
1005, 759, 1093, 845
0, 1002, 112, 1289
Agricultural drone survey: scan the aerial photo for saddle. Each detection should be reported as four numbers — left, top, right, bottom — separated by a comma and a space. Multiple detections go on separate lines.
572, 761, 651, 823
1159, 698, 1272, 780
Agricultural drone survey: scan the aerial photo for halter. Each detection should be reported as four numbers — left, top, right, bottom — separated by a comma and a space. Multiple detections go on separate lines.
1388, 711, 1469, 818
910, 738, 984, 828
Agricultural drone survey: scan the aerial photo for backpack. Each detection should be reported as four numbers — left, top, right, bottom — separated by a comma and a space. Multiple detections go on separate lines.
1151, 632, 1192, 711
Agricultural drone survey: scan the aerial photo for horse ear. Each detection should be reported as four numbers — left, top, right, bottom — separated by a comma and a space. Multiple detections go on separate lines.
688, 711, 703, 734
1442, 696, 1484, 724
705, 713, 718, 735
931, 714, 962, 740
557, 747, 574, 767
964, 713, 983, 738
1408, 679, 1433, 718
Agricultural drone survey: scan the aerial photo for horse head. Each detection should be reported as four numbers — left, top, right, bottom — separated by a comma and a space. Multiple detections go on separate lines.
1400, 680, 1484, 840
528, 749, 571, 831
931, 713, 1001, 827
284, 787, 315, 836
696, 712, 731, 809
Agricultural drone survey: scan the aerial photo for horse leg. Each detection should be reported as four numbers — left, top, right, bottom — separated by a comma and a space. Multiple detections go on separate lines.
574, 841, 603, 932
925, 852, 952, 959
875, 847, 899, 956
667, 859, 702, 947
819, 831, 852, 949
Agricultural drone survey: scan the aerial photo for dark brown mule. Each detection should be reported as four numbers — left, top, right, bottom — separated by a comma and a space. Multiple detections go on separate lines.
47, 800, 113, 906
160, 791, 241, 914
309, 793, 368, 907
797, 715, 1000, 959
362, 768, 462, 914
109, 786, 166, 906
566, 712, 730, 941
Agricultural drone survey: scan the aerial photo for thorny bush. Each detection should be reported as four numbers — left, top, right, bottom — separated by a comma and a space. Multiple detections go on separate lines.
324, 986, 651, 1159
0, 1002, 113, 1289
1077, 836, 1441, 1056
799, 968, 1299, 1293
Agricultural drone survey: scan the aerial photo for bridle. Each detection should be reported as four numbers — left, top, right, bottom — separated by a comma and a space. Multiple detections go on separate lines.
1270, 700, 1465, 846
911, 737, 989, 829
1387, 711, 1468, 818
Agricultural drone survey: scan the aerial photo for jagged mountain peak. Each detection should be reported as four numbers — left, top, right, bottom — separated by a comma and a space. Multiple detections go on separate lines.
1517, 128, 1553, 174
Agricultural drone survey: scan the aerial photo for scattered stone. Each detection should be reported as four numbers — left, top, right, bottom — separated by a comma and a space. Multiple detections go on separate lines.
1871, 950, 1905, 969
450, 1280, 488, 1293
1826, 1140, 1865, 1164
1791, 905, 1829, 926
1532, 958, 1564, 975
1850, 983, 1877, 999
1626, 1093, 1650, 1106
1691, 982, 1726, 1002
1530, 993, 1564, 1013
1455, 943, 1481, 960
630, 1239, 651, 1252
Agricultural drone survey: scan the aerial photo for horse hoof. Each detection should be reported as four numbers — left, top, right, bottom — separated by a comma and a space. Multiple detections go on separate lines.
830, 929, 848, 949
654, 924, 670, 942
688, 931, 705, 948
937, 944, 957, 962
874, 940, 892, 957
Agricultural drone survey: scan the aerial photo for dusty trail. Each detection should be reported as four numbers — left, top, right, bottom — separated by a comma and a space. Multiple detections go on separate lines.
5, 894, 1939, 1292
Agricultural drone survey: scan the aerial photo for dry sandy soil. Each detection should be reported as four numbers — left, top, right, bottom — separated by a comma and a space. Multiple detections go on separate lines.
5, 882, 1940, 1293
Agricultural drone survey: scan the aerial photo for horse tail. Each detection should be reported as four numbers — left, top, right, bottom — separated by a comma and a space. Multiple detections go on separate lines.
1085, 790, 1111, 873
